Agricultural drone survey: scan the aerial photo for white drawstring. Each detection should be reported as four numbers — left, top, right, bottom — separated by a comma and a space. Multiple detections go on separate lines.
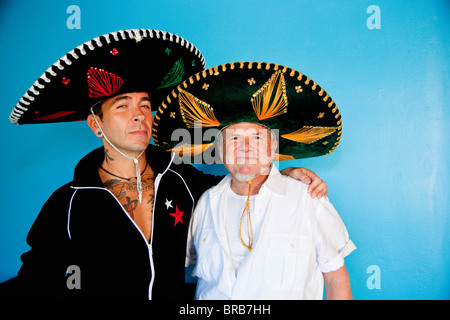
90, 106, 145, 202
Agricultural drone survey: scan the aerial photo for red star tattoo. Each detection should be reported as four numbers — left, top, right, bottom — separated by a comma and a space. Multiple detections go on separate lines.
169, 205, 184, 226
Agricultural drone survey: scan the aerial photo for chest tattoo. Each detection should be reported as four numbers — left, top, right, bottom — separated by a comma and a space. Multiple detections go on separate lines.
103, 174, 155, 218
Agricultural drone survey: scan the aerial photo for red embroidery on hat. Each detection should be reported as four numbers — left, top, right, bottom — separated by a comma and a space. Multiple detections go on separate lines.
110, 48, 119, 56
35, 111, 76, 121
61, 77, 70, 85
87, 67, 123, 98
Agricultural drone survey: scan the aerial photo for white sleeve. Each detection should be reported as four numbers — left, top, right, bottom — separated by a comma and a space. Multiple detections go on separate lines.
185, 191, 208, 267
311, 196, 356, 273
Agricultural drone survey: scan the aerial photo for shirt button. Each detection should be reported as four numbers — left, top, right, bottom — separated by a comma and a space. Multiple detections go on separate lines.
290, 243, 295, 249
228, 266, 233, 271
202, 237, 206, 242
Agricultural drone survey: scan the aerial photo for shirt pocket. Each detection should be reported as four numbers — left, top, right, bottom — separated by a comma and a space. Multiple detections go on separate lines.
197, 228, 217, 247
263, 234, 315, 292
193, 229, 223, 282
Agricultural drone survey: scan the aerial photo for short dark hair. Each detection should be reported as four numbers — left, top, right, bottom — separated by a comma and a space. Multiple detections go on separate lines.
91, 101, 104, 120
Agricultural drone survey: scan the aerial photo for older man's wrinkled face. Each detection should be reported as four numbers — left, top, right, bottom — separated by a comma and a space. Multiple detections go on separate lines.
220, 122, 276, 181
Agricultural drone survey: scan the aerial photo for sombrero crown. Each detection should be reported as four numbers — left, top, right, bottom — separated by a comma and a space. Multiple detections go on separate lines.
153, 62, 342, 162
10, 29, 205, 124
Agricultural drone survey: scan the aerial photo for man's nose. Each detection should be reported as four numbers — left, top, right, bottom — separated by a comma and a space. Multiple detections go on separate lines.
239, 137, 251, 152
132, 110, 146, 123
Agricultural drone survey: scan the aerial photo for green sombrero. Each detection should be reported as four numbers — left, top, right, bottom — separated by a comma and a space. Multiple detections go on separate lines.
9, 29, 205, 125
152, 62, 342, 162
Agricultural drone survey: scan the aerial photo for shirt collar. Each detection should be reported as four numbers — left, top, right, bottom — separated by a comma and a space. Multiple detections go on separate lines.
262, 164, 288, 195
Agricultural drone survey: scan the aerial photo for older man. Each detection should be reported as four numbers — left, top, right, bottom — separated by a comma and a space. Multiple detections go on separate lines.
153, 62, 356, 299
186, 122, 355, 299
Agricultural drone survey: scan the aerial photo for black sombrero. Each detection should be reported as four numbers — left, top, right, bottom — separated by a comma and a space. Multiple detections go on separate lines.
152, 62, 342, 162
9, 29, 205, 124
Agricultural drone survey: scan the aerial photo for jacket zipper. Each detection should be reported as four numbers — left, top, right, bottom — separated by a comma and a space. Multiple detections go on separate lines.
69, 186, 155, 299
148, 173, 162, 300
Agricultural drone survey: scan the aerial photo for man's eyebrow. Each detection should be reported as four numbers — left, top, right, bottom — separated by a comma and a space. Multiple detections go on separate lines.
111, 95, 151, 104
140, 96, 151, 102
112, 95, 132, 105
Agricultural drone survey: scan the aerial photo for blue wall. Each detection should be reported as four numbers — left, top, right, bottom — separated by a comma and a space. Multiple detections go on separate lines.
0, 0, 448, 299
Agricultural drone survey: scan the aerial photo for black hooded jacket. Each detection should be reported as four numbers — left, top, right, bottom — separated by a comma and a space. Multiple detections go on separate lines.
12, 145, 222, 300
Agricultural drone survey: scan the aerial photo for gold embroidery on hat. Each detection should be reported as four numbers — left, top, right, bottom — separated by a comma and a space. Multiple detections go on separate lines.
318, 88, 324, 97
273, 153, 295, 161
281, 126, 337, 144
178, 88, 220, 128
168, 143, 214, 156
251, 70, 288, 120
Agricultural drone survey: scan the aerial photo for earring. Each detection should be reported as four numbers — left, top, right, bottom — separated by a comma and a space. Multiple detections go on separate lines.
97, 131, 102, 136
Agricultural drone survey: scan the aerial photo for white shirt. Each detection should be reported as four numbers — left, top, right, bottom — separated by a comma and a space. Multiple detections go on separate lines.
186, 166, 356, 300
224, 190, 265, 272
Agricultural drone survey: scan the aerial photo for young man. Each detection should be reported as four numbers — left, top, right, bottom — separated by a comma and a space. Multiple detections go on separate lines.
6, 31, 326, 299
153, 62, 355, 299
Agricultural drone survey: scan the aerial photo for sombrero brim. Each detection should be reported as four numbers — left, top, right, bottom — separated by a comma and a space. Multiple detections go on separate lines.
152, 62, 342, 162
10, 29, 205, 125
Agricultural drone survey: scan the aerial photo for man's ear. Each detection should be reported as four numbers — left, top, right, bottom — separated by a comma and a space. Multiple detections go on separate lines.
87, 114, 102, 137
270, 135, 278, 156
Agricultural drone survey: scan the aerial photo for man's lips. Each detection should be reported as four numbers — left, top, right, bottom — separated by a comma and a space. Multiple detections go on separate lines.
129, 129, 148, 135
